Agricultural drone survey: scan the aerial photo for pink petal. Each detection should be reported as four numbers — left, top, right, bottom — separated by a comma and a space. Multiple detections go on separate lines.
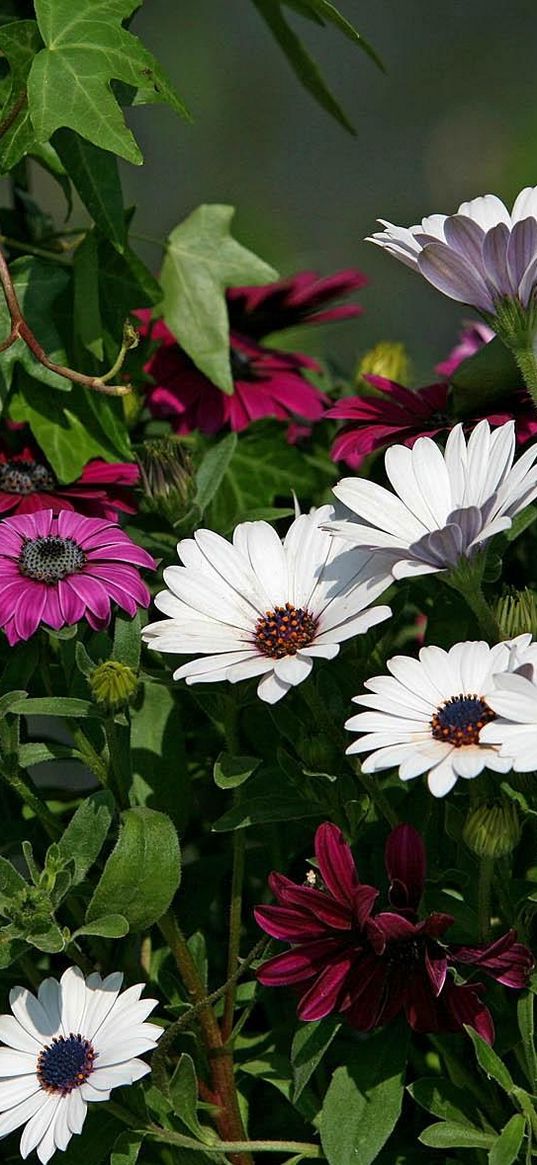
314, 823, 359, 906
385, 824, 426, 913
254, 904, 328, 942
297, 955, 354, 1021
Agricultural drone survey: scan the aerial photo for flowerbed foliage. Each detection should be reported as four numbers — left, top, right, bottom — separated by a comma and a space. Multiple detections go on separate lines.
0, 4, 535, 1165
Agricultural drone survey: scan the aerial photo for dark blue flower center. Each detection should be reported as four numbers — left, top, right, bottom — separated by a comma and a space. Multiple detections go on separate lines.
19, 535, 86, 583
37, 1034, 95, 1094
431, 693, 496, 747
254, 602, 318, 658
0, 459, 55, 494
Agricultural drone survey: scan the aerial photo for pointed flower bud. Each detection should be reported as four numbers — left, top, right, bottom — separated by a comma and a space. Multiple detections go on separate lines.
136, 436, 194, 524
463, 800, 521, 859
357, 341, 410, 387
89, 660, 138, 712
494, 587, 537, 640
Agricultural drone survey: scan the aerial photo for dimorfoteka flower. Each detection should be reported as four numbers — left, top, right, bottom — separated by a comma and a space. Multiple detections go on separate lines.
326, 420, 537, 579
0, 510, 155, 644
142, 506, 393, 705
435, 320, 495, 378
366, 188, 537, 317
327, 376, 450, 469
0, 966, 161, 1163
345, 638, 533, 796
480, 638, 537, 770
0, 434, 139, 521
254, 823, 532, 1040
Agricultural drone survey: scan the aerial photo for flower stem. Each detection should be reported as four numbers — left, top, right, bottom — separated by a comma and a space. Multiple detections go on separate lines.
511, 343, 537, 411
146, 1126, 324, 1157
158, 910, 253, 1165
222, 828, 246, 1041
444, 570, 501, 642
477, 856, 494, 940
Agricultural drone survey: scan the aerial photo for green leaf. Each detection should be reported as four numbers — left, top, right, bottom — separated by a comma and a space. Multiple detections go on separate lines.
213, 752, 260, 789
252, 0, 356, 134
419, 1122, 496, 1150
57, 790, 115, 885
285, 0, 382, 67
0, 256, 71, 397
30, 140, 72, 215
161, 204, 277, 393
206, 428, 318, 532
451, 336, 521, 415
53, 129, 126, 247
169, 1053, 214, 1143
0, 689, 27, 716
407, 1077, 477, 1127
26, 922, 65, 953
73, 231, 104, 360
0, 855, 26, 899
0, 21, 43, 173
87, 806, 181, 931
97, 233, 162, 351
195, 432, 238, 513
74, 914, 129, 939
489, 1115, 526, 1165
112, 609, 141, 671
212, 767, 322, 830
10, 696, 102, 718
131, 681, 189, 828
291, 1017, 340, 1102
28, 0, 189, 165
465, 1026, 516, 1095
320, 1024, 409, 1165
110, 1132, 143, 1165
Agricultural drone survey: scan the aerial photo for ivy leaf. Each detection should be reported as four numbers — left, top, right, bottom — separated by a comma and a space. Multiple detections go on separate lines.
0, 21, 42, 173
28, 0, 189, 166
161, 204, 278, 394
0, 257, 71, 398
54, 129, 126, 248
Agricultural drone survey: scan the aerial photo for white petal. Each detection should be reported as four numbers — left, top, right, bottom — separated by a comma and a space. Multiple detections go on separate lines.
59, 968, 87, 1037
257, 670, 292, 704
417, 243, 495, 311
81, 972, 124, 1042
0, 1016, 42, 1055
0, 1049, 37, 1077
65, 1087, 86, 1135
0, 1089, 43, 1139
20, 1094, 60, 1158
9, 988, 56, 1046
0, 1075, 40, 1110
273, 654, 313, 686
237, 521, 288, 606
457, 194, 510, 230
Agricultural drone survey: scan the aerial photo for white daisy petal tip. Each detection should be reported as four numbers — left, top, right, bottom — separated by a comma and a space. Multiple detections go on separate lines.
0, 968, 160, 1163
345, 638, 533, 796
142, 507, 393, 703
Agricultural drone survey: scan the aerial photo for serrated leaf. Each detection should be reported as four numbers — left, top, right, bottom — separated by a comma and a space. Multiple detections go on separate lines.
419, 1122, 496, 1150
213, 752, 260, 789
0, 21, 43, 173
58, 790, 115, 885
320, 1024, 409, 1165
74, 914, 129, 939
28, 0, 189, 165
87, 806, 181, 931
489, 1115, 526, 1165
0, 256, 71, 396
161, 204, 277, 393
54, 129, 126, 247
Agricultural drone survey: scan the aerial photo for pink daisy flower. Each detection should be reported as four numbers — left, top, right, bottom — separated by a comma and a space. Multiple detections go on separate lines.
435, 320, 495, 378
0, 510, 155, 645
226, 268, 366, 337
0, 436, 139, 521
327, 376, 450, 469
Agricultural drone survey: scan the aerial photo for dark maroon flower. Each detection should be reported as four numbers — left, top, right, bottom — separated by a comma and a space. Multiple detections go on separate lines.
255, 823, 533, 1042
0, 434, 139, 521
326, 377, 450, 469
138, 314, 327, 436
226, 268, 366, 338
435, 321, 495, 378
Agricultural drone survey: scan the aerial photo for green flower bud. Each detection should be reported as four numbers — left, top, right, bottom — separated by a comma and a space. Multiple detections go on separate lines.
10, 885, 53, 932
89, 660, 138, 712
494, 587, 537, 640
122, 385, 145, 428
137, 436, 194, 525
356, 341, 411, 387
463, 799, 521, 858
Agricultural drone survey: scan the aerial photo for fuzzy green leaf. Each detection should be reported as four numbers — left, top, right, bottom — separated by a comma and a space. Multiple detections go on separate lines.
419, 1122, 496, 1150
87, 807, 181, 931
58, 790, 115, 885
291, 1017, 340, 1102
213, 752, 260, 789
489, 1115, 526, 1165
161, 204, 277, 394
195, 432, 238, 513
465, 1026, 516, 1095
74, 914, 129, 939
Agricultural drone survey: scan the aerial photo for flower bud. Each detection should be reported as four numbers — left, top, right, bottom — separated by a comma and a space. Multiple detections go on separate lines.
357, 341, 410, 387
136, 436, 194, 525
494, 587, 537, 640
122, 385, 145, 428
463, 799, 521, 858
89, 660, 138, 712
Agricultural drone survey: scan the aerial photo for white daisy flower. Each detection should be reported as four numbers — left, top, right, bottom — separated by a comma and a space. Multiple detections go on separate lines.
345, 638, 532, 797
480, 637, 537, 771
0, 966, 161, 1163
142, 506, 393, 705
366, 187, 537, 315
326, 420, 537, 579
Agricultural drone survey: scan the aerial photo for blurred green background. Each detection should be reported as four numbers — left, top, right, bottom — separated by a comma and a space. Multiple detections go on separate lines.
40, 1, 537, 380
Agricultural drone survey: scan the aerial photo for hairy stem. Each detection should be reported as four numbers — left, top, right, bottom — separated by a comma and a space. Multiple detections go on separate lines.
512, 343, 537, 410
146, 1126, 324, 1157
477, 856, 494, 941
222, 829, 246, 1040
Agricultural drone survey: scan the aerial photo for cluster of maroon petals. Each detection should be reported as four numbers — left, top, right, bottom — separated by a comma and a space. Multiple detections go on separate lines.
0, 436, 139, 521
226, 268, 366, 338
255, 824, 533, 1042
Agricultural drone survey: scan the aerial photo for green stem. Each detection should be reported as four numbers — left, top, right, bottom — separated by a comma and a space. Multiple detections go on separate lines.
444, 573, 501, 642
348, 758, 398, 828
517, 992, 537, 1093
66, 720, 109, 787
512, 343, 537, 410
477, 856, 494, 941
222, 828, 246, 1041
0, 234, 72, 265
146, 1126, 324, 1157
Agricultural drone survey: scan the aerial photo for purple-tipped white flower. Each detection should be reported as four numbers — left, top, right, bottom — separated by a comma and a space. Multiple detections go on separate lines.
0, 967, 161, 1163
367, 188, 537, 316
326, 420, 537, 579
480, 637, 537, 771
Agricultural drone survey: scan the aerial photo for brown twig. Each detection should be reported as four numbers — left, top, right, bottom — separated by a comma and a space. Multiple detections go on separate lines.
0, 249, 134, 396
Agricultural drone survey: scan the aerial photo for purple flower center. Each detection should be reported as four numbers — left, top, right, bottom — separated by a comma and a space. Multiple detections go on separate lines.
254, 602, 318, 658
431, 693, 496, 747
37, 1033, 95, 1094
19, 535, 86, 583
0, 459, 55, 495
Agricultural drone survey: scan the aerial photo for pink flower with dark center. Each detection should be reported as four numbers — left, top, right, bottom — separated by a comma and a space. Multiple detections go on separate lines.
435, 320, 495, 378
138, 315, 326, 435
0, 510, 155, 644
255, 823, 532, 1041
226, 268, 366, 338
0, 435, 139, 521
327, 377, 450, 469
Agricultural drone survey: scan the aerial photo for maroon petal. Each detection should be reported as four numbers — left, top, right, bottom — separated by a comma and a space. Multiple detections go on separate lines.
352, 884, 380, 928
257, 937, 348, 986
314, 823, 359, 905
342, 956, 389, 1030
367, 912, 419, 954
268, 873, 352, 930
452, 930, 534, 988
297, 954, 354, 1021
254, 904, 328, 942
421, 912, 455, 938
404, 968, 444, 1033
441, 979, 494, 1044
425, 945, 448, 997
385, 824, 426, 913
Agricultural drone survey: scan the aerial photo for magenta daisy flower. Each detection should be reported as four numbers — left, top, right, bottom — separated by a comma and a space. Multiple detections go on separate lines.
140, 317, 326, 435
226, 268, 366, 337
0, 510, 155, 644
435, 320, 495, 378
327, 377, 450, 469
0, 437, 139, 521
255, 823, 532, 1041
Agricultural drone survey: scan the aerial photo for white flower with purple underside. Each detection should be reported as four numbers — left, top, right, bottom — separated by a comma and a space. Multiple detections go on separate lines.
325, 420, 537, 579
480, 637, 537, 771
142, 506, 393, 705
0, 966, 161, 1163
345, 638, 532, 797
367, 188, 537, 316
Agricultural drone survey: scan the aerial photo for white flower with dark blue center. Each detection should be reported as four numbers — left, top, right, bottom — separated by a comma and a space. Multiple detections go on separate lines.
345, 638, 531, 797
0, 966, 161, 1163
480, 637, 537, 771
142, 505, 393, 705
